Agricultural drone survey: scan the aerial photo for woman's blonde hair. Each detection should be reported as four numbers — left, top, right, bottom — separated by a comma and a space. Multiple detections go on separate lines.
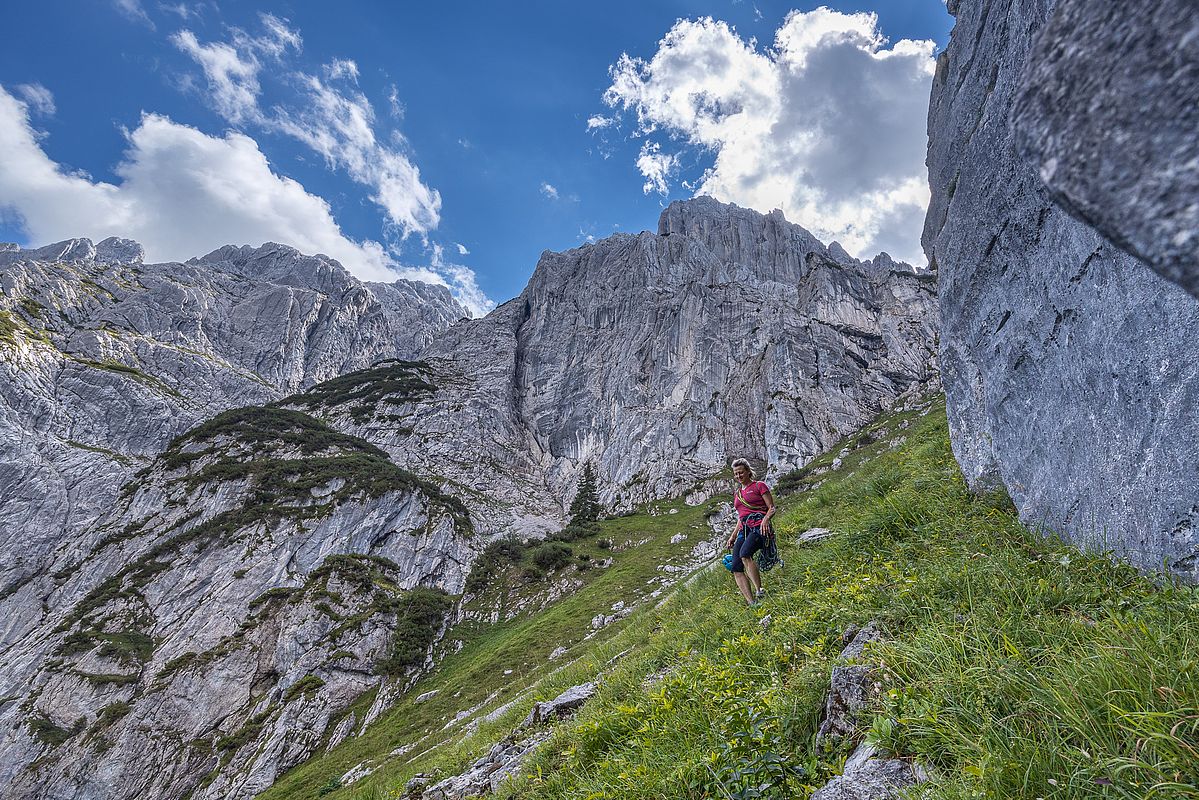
731, 457, 754, 479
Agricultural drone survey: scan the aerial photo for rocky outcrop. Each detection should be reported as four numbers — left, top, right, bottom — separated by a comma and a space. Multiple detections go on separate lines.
816, 622, 884, 745
924, 0, 1199, 578
0, 406, 469, 800
810, 741, 926, 800
1011, 0, 1199, 298
811, 623, 925, 799
414, 681, 598, 800
0, 239, 467, 602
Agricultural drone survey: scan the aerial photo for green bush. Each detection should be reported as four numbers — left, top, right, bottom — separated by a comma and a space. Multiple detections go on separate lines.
375, 588, 453, 675
93, 701, 133, 730
279, 359, 437, 423
465, 538, 528, 594
529, 542, 574, 571
28, 715, 84, 747
283, 675, 326, 703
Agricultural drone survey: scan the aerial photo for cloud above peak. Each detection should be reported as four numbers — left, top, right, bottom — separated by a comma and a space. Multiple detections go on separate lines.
599, 8, 936, 264
170, 13, 299, 124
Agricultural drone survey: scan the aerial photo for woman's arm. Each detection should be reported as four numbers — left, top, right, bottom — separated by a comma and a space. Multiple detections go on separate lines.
761, 487, 777, 532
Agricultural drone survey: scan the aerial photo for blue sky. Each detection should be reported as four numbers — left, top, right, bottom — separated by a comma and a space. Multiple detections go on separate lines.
0, 1, 952, 312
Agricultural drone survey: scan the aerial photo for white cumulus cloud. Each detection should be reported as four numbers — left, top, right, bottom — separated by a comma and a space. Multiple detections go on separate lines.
636, 141, 678, 196
600, 8, 936, 264
0, 86, 490, 314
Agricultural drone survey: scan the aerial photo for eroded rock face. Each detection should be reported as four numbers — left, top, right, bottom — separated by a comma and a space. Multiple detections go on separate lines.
381, 198, 939, 534
925, 0, 1199, 578
0, 408, 467, 800
0, 239, 466, 600
1011, 0, 1199, 297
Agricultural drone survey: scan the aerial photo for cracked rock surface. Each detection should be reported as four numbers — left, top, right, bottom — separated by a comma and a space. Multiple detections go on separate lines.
1012, 0, 1199, 298
925, 0, 1199, 579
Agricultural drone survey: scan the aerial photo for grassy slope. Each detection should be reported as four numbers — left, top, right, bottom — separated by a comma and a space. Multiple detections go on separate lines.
260, 495, 725, 800
272, 397, 1199, 800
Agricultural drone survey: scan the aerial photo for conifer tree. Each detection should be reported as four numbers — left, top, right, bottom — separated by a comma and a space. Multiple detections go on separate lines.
568, 462, 601, 528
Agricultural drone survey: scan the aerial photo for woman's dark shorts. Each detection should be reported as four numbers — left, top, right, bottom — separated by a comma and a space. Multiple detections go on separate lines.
730, 527, 765, 573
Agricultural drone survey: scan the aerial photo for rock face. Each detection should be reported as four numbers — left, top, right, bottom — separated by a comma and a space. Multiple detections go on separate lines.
388, 198, 938, 534
810, 741, 926, 800
816, 622, 884, 744
925, 0, 1199, 578
0, 238, 467, 600
0, 406, 469, 800
1011, 0, 1199, 298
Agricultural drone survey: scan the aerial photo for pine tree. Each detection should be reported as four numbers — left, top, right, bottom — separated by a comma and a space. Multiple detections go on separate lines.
567, 462, 601, 529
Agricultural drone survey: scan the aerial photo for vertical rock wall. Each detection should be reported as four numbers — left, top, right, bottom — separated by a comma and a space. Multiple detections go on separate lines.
925, 0, 1199, 577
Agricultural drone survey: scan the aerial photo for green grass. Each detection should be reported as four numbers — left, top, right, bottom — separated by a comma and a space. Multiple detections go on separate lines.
0, 308, 52, 348
255, 396, 1199, 800
63, 439, 134, 466
285, 676, 328, 704
72, 357, 183, 398
258, 495, 720, 800
492, 398, 1198, 800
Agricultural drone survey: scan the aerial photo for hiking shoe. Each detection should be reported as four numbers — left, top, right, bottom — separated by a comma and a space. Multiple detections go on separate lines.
756, 588, 768, 600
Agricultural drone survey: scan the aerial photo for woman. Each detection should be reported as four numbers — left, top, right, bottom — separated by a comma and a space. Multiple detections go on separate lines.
725, 457, 776, 606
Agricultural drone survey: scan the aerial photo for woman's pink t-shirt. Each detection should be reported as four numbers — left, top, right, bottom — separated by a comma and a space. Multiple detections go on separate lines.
734, 481, 770, 519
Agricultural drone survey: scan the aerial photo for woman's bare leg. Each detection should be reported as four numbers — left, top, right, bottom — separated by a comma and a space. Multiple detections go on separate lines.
743, 558, 762, 594
733, 572, 755, 604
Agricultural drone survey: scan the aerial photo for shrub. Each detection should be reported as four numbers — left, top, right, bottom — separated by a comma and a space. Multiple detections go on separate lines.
93, 702, 133, 729
283, 675, 326, 703
28, 715, 84, 747
529, 542, 573, 571
375, 588, 453, 675
464, 538, 527, 594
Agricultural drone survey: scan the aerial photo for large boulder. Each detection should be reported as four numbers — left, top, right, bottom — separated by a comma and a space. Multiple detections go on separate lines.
924, 0, 1199, 579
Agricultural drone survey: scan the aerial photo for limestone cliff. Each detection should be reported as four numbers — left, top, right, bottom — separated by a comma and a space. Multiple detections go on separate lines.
0, 405, 469, 800
382, 198, 940, 535
925, 0, 1199, 577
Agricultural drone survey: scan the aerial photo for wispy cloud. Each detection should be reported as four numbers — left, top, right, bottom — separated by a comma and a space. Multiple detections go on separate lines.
172, 15, 442, 241
540, 181, 560, 200
113, 0, 155, 28
14, 83, 55, 117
